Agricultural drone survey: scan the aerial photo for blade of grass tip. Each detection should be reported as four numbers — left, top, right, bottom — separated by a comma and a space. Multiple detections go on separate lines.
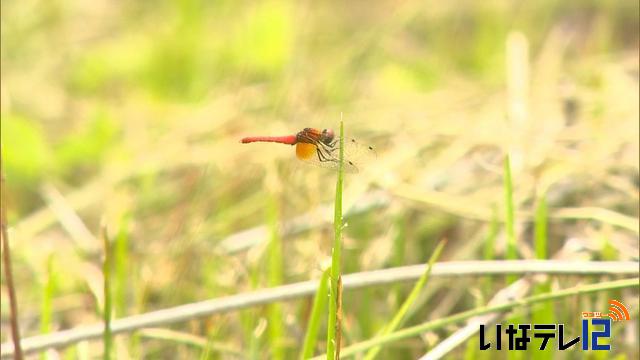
503, 155, 517, 284
40, 255, 55, 360
363, 239, 447, 360
326, 120, 345, 360
101, 222, 113, 360
267, 196, 285, 360
0, 151, 24, 360
599, 232, 618, 260
301, 267, 331, 359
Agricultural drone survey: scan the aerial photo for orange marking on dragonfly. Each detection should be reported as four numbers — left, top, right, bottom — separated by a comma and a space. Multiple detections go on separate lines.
240, 128, 375, 172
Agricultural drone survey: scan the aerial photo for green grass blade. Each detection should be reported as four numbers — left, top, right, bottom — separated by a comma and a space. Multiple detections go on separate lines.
0, 151, 25, 359
301, 267, 331, 359
40, 255, 55, 334
101, 223, 113, 360
503, 155, 517, 284
267, 196, 285, 360
534, 195, 547, 260
40, 255, 55, 360
532, 194, 554, 360
326, 120, 345, 360
363, 239, 446, 360
114, 214, 130, 318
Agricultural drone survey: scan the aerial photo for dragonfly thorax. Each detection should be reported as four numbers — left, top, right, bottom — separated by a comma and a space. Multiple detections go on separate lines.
296, 128, 336, 146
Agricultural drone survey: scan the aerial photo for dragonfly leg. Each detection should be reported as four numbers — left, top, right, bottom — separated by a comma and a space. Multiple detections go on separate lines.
318, 141, 338, 156
317, 148, 332, 162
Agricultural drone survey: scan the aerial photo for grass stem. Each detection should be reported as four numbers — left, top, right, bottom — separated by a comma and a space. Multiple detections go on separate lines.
101, 223, 113, 360
503, 155, 517, 284
1, 151, 24, 360
301, 267, 331, 359
326, 120, 345, 360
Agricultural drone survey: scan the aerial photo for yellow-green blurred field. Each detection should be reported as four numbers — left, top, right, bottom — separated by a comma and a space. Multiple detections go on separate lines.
1, 0, 639, 359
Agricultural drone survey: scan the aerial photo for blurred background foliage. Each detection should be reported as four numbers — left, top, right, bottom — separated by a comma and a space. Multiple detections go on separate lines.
1, 0, 638, 359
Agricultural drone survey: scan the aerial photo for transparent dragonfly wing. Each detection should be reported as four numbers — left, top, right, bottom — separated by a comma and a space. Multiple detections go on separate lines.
295, 136, 376, 173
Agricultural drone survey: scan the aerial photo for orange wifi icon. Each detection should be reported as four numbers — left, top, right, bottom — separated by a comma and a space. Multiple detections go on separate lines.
604, 300, 630, 321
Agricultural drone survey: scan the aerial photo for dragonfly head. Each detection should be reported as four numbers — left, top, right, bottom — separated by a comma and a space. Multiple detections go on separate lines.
320, 128, 335, 145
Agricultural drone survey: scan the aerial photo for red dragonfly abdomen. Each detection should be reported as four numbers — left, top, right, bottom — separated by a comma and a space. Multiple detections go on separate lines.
240, 135, 297, 145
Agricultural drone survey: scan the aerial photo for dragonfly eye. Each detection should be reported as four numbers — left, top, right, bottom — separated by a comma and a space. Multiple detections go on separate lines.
321, 128, 335, 145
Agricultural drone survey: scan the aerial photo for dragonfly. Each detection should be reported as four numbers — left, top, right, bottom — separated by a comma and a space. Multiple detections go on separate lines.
241, 127, 375, 173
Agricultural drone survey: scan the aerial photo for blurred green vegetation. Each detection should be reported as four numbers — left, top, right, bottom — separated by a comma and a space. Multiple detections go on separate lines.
1, 0, 638, 359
